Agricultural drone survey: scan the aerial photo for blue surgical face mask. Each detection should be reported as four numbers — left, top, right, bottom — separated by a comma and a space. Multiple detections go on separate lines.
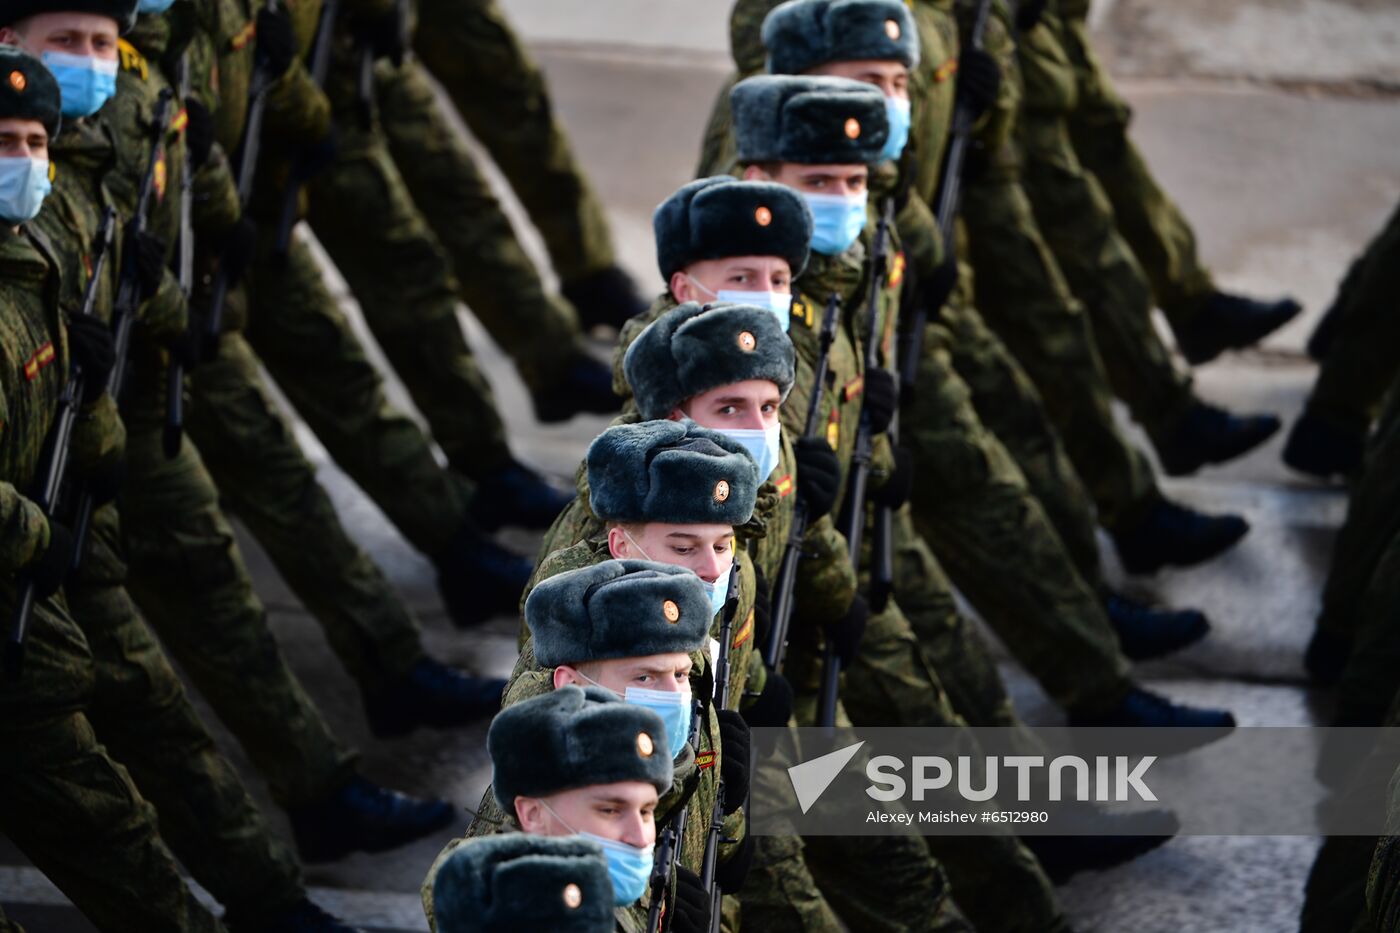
881, 96, 912, 162
42, 51, 118, 118
138, 0, 178, 13
686, 275, 793, 331
803, 191, 868, 255
623, 686, 691, 761
538, 801, 656, 906
574, 662, 692, 762
698, 571, 730, 620
581, 832, 654, 905
719, 423, 781, 481
0, 157, 51, 224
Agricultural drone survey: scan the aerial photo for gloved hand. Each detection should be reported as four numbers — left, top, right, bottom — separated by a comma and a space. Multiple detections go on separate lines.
742, 670, 794, 728
29, 521, 74, 598
751, 566, 772, 652
355, 8, 409, 65
183, 96, 215, 170
216, 214, 258, 288
131, 229, 169, 301
862, 368, 899, 435
669, 866, 712, 933
87, 456, 127, 507
716, 830, 755, 894
66, 313, 115, 403
917, 259, 958, 322
293, 127, 339, 182
870, 446, 915, 510
1016, 0, 1049, 31
794, 435, 841, 520
254, 5, 298, 78
955, 47, 1002, 121
717, 709, 751, 813
827, 594, 869, 668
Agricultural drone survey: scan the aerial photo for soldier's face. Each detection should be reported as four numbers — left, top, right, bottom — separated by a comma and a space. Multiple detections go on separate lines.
556, 653, 694, 696
516, 781, 659, 849
2, 14, 120, 62
0, 118, 48, 159
807, 58, 910, 101
679, 379, 782, 434
670, 255, 793, 304
608, 522, 735, 583
747, 162, 868, 198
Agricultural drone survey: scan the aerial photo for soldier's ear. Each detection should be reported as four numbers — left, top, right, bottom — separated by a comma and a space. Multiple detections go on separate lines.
606, 526, 630, 560
515, 796, 546, 833
741, 163, 771, 182
669, 270, 693, 303
553, 665, 579, 690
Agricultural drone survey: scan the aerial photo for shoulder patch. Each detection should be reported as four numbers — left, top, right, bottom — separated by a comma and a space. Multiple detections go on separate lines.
118, 39, 148, 81
792, 296, 815, 330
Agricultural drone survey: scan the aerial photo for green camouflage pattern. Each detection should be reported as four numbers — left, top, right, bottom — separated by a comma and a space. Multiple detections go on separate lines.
412, 0, 618, 283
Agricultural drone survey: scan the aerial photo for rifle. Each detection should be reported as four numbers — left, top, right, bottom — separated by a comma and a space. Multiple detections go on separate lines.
163, 53, 195, 459
764, 292, 840, 673
647, 700, 702, 932
817, 196, 895, 728
271, 0, 341, 261
70, 89, 176, 571
4, 208, 119, 679
699, 562, 742, 929
897, 0, 994, 392
200, 0, 282, 346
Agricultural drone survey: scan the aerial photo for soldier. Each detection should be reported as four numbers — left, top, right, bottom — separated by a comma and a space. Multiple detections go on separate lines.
753, 0, 1236, 670
1050, 0, 1302, 365
0, 44, 225, 932
1284, 200, 1400, 479
1014, 1, 1285, 477
431, 834, 616, 933
401, 0, 650, 332
104, 0, 510, 736
198, 0, 534, 631
725, 70, 1234, 736
425, 566, 726, 932
3, 0, 458, 868
312, 8, 622, 426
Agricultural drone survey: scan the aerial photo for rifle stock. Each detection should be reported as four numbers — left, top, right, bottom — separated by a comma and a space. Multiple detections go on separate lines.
700, 564, 742, 926
4, 208, 118, 679
272, 0, 342, 261
818, 197, 894, 727
164, 53, 196, 459
71, 90, 175, 572
764, 292, 840, 673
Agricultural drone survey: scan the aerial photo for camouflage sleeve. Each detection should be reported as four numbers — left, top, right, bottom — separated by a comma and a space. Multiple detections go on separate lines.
263, 61, 332, 144
695, 72, 740, 179
895, 188, 945, 279
69, 392, 127, 480
138, 267, 190, 340
0, 482, 51, 575
792, 514, 857, 627
191, 143, 241, 239
610, 293, 674, 399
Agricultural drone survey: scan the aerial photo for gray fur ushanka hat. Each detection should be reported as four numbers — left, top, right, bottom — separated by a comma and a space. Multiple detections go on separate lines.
731, 74, 889, 165
432, 834, 614, 933
762, 0, 920, 76
653, 176, 813, 281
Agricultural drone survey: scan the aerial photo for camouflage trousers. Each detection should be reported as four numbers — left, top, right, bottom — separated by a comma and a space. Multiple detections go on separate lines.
1301, 701, 1400, 933
374, 56, 587, 394
187, 331, 428, 693
1317, 389, 1400, 672
0, 590, 224, 933
118, 383, 358, 807
902, 312, 1132, 714
1016, 15, 1196, 450
65, 504, 305, 917
242, 236, 473, 558
1055, 10, 1218, 329
783, 588, 1066, 933
1305, 200, 1400, 434
1370, 765, 1400, 932
411, 0, 617, 284
961, 169, 1161, 532
308, 53, 511, 476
